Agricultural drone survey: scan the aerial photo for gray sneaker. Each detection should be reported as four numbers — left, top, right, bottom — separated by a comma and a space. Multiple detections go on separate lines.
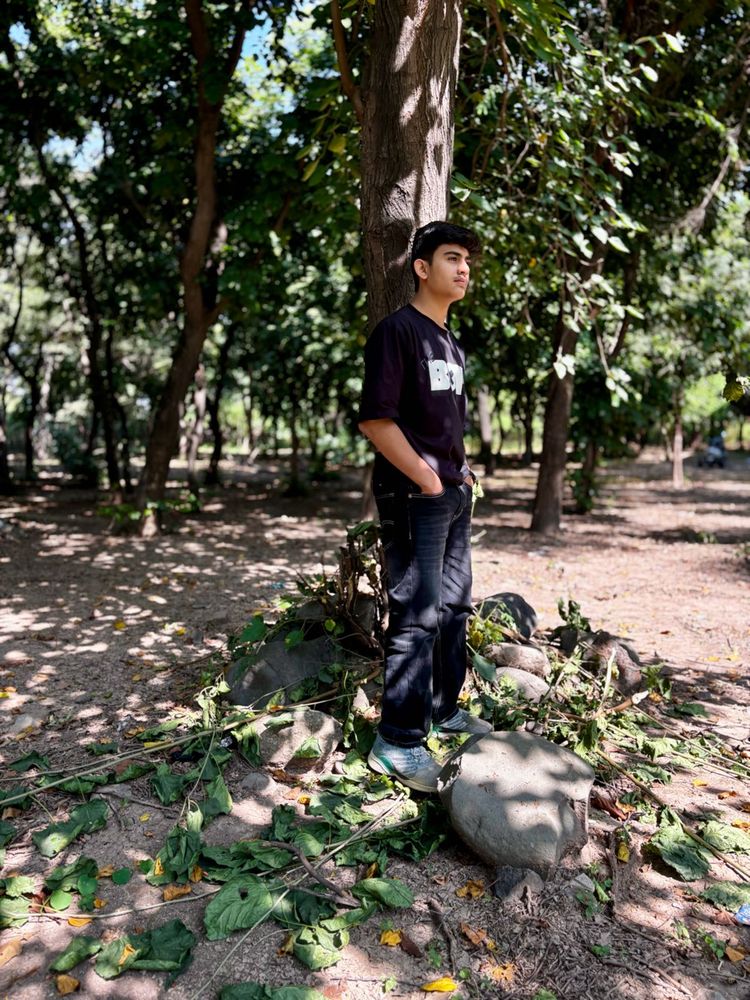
367, 734, 442, 793
434, 707, 492, 737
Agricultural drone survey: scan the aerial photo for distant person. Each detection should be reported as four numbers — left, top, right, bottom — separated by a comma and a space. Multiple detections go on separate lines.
358, 221, 491, 792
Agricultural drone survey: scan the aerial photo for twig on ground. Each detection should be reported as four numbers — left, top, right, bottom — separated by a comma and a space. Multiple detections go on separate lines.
258, 839, 358, 907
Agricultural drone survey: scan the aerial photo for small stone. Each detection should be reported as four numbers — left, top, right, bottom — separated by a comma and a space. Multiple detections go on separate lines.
492, 865, 545, 901
256, 707, 343, 769
228, 635, 346, 708
477, 593, 539, 639
566, 872, 596, 895
496, 667, 549, 702
486, 643, 549, 678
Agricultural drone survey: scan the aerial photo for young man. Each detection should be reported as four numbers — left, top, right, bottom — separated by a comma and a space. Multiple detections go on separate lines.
358, 221, 491, 793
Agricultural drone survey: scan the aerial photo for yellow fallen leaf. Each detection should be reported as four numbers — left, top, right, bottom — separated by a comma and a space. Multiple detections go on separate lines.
97, 865, 115, 878
113, 620, 126, 631
0, 692, 9, 699
297, 794, 311, 806
648, 691, 662, 703
163, 884, 192, 901
56, 974, 80, 995
455, 879, 485, 899
727, 652, 740, 662
420, 978, 458, 993
0, 938, 22, 967
125, 727, 145, 737
93, 898, 107, 909
365, 862, 379, 879
616, 841, 630, 863
174, 626, 186, 636
15, 725, 36, 740
189, 865, 203, 883
143, 740, 168, 749
277, 932, 295, 956
692, 779, 708, 787
131, 674, 143, 682
725, 945, 747, 963
118, 943, 137, 967
380, 929, 402, 947
67, 916, 92, 927
139, 813, 150, 822
153, 857, 164, 876
732, 820, 750, 832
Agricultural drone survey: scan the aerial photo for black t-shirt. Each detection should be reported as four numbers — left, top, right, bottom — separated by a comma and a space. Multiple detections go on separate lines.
359, 304, 470, 487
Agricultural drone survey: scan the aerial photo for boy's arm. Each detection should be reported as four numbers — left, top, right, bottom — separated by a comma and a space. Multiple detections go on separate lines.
359, 418, 443, 495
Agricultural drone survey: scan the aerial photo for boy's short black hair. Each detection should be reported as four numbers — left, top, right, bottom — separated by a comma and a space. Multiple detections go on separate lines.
410, 221, 481, 291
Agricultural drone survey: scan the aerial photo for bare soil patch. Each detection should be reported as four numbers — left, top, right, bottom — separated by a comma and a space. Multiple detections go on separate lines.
1, 452, 749, 1000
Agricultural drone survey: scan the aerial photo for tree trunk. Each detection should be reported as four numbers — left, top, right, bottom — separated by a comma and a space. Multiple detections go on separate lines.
521, 386, 535, 465
138, 2, 245, 521
672, 413, 684, 489
206, 324, 237, 484
360, 0, 463, 327
186, 363, 207, 492
476, 387, 495, 475
531, 309, 577, 534
0, 378, 11, 493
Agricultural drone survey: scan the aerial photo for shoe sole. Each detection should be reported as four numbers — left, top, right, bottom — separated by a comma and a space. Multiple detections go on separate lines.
367, 752, 438, 793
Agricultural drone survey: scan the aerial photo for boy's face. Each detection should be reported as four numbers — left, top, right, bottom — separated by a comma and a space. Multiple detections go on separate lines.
414, 243, 471, 302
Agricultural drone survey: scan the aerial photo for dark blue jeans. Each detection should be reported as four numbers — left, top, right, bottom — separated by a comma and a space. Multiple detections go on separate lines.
374, 479, 473, 747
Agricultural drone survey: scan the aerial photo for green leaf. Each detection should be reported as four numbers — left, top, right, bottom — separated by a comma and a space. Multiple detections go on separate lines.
45, 857, 99, 894
236, 615, 268, 645
112, 762, 155, 783
137, 719, 182, 741
147, 826, 202, 886
0, 820, 16, 848
292, 736, 322, 760
648, 817, 710, 880
77, 875, 99, 898
49, 935, 103, 972
95, 919, 195, 984
350, 878, 414, 908
608, 235, 630, 253
641, 64, 658, 83
151, 763, 191, 805
700, 821, 750, 854
112, 867, 133, 885
8, 751, 50, 772
32, 799, 109, 858
231, 842, 294, 872
0, 786, 31, 810
271, 889, 337, 930
292, 923, 349, 970
662, 32, 684, 52
87, 741, 119, 756
0, 894, 31, 929
1, 875, 35, 898
471, 651, 496, 681
284, 629, 305, 650
48, 889, 73, 911
700, 882, 750, 911
204, 878, 279, 940
220, 985, 326, 1000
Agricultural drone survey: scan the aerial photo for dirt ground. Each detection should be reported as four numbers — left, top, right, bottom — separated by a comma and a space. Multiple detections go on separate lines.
1, 449, 749, 1000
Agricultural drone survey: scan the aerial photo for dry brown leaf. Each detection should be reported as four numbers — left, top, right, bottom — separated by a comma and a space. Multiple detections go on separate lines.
732, 820, 750, 832
725, 945, 747, 963
431, 874, 448, 885
482, 962, 515, 983
614, 800, 635, 816
718, 790, 738, 800
67, 916, 92, 927
0, 938, 22, 967
163, 884, 192, 902
364, 862, 379, 879
55, 974, 80, 995
277, 933, 295, 956
420, 977, 458, 993
455, 879, 485, 899
2, 807, 23, 820
189, 865, 203, 883
399, 931, 422, 957
460, 922, 488, 948
97, 865, 116, 878
93, 898, 107, 909
321, 983, 349, 1000
380, 929, 402, 947
741, 802, 750, 814
125, 727, 145, 738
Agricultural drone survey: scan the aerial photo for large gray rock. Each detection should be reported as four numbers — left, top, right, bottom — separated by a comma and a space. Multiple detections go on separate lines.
496, 667, 549, 702
438, 731, 595, 876
557, 628, 642, 695
477, 593, 538, 639
228, 636, 339, 708
486, 643, 549, 678
255, 707, 343, 769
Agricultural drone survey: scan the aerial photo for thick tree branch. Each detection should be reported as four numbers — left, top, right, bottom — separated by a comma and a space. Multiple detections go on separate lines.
331, 0, 364, 124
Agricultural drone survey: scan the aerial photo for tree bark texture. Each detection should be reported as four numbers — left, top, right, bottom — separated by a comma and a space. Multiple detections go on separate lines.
530, 308, 577, 534
138, 1, 245, 509
360, 0, 463, 327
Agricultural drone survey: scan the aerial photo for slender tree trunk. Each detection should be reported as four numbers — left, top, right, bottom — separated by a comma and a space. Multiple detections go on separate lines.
186, 363, 207, 492
206, 324, 237, 484
476, 387, 495, 475
531, 308, 577, 533
521, 387, 535, 465
359, 0, 463, 326
0, 378, 11, 493
138, 3, 245, 523
672, 407, 685, 490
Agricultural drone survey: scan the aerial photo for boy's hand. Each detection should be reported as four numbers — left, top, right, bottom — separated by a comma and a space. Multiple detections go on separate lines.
418, 470, 444, 495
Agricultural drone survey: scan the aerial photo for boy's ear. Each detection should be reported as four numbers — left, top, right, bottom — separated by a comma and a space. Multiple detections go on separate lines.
413, 258, 429, 282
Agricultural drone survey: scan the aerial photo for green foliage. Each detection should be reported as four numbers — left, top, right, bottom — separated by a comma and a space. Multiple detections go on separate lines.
220, 986, 326, 1000
204, 877, 279, 941
94, 919, 196, 984
32, 799, 109, 858
647, 811, 710, 881
700, 882, 750, 911
50, 935, 103, 973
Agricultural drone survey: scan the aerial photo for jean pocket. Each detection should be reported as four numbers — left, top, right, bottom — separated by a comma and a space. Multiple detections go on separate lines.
409, 488, 446, 499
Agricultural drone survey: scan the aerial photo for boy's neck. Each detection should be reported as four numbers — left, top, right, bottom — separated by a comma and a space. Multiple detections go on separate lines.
410, 290, 450, 329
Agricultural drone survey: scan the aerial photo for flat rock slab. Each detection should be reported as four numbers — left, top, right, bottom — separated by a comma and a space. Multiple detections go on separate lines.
438, 731, 595, 876
227, 635, 339, 708
256, 707, 343, 769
